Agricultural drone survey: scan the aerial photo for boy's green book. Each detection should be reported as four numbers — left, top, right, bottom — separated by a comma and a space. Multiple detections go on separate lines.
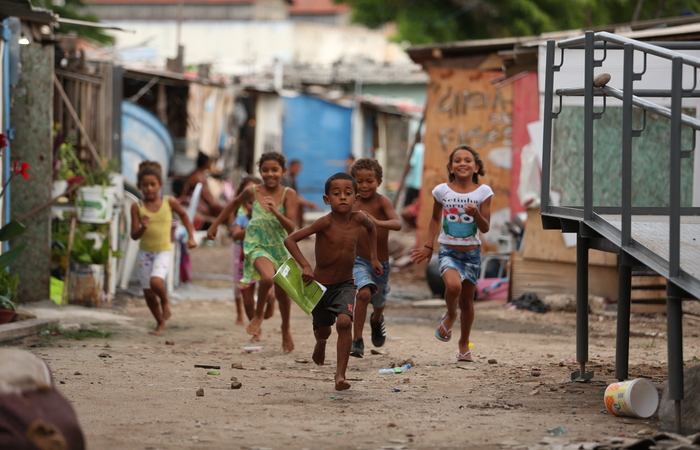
273, 258, 326, 315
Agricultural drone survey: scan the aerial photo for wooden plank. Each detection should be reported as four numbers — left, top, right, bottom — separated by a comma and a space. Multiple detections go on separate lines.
53, 75, 103, 167
522, 208, 618, 266
510, 252, 619, 301
631, 303, 667, 314
476, 53, 504, 70
631, 276, 666, 287
417, 67, 513, 255
631, 289, 667, 300
0, 319, 58, 343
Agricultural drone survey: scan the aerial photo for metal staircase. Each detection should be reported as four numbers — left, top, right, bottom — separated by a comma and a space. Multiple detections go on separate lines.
541, 31, 700, 431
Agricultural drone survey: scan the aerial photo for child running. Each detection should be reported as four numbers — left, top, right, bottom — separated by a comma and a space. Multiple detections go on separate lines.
229, 176, 276, 333
349, 158, 402, 358
285, 173, 382, 391
131, 160, 197, 335
207, 152, 298, 352
410, 145, 492, 362
229, 176, 261, 325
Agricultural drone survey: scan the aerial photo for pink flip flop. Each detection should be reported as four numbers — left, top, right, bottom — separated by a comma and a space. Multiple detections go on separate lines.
435, 312, 452, 342
457, 351, 474, 362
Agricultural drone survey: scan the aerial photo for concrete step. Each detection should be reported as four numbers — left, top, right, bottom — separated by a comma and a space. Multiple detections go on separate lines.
0, 318, 57, 343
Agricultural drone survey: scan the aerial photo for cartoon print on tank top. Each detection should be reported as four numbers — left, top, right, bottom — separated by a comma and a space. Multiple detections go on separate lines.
442, 206, 477, 239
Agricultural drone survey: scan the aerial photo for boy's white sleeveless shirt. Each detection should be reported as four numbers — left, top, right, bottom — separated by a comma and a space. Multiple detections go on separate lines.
432, 183, 494, 247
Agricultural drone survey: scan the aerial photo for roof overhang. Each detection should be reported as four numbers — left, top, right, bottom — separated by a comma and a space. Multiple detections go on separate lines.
0, 0, 55, 24
407, 14, 700, 67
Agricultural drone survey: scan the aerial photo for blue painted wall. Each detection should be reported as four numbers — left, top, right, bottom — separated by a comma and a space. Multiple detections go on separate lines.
281, 95, 352, 209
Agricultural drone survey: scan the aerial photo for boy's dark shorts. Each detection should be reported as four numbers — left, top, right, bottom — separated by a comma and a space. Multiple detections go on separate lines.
312, 279, 357, 329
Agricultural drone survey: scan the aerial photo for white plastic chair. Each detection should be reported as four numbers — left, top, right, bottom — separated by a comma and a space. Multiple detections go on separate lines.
187, 183, 203, 223
166, 182, 207, 291
118, 192, 140, 290
185, 183, 210, 246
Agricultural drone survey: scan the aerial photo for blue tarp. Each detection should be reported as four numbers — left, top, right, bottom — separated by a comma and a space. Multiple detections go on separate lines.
282, 95, 353, 209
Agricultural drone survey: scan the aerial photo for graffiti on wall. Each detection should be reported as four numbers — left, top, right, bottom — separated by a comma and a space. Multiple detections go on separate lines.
418, 68, 513, 253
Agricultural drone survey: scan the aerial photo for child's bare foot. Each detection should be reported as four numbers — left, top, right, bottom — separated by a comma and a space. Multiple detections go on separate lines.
162, 302, 172, 320
312, 339, 326, 365
246, 316, 263, 336
149, 321, 166, 336
335, 375, 351, 391
235, 316, 245, 325
263, 298, 275, 319
282, 330, 294, 353
251, 329, 262, 342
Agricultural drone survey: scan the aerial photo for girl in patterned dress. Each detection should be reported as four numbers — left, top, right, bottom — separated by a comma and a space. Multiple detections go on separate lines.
208, 152, 298, 352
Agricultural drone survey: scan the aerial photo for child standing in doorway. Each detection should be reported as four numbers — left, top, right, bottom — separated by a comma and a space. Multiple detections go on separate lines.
349, 158, 402, 358
131, 160, 197, 335
208, 152, 298, 352
410, 145, 492, 362
285, 173, 381, 390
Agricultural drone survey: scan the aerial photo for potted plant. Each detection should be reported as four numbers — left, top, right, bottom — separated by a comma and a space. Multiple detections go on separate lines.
53, 223, 122, 307
74, 158, 120, 224
0, 296, 16, 324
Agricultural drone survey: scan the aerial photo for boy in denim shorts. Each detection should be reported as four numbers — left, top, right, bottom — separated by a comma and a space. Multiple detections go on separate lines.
349, 158, 402, 358
285, 173, 382, 390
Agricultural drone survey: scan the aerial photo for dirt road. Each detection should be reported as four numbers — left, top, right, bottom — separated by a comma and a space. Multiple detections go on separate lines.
8, 241, 700, 449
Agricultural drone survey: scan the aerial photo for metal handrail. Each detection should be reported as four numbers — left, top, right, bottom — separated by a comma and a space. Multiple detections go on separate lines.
541, 31, 698, 274
558, 31, 700, 68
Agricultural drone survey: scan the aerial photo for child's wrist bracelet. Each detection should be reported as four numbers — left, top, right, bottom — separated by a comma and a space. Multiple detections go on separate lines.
424, 245, 434, 251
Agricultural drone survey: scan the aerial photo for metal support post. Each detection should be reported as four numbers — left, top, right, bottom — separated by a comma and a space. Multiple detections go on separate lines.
572, 231, 593, 381
666, 287, 684, 433
615, 257, 632, 380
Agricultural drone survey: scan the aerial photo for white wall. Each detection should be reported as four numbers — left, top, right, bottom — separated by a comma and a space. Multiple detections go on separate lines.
102, 21, 410, 76
254, 92, 283, 164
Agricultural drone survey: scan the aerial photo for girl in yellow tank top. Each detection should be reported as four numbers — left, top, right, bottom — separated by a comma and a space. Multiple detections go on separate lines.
130, 161, 197, 336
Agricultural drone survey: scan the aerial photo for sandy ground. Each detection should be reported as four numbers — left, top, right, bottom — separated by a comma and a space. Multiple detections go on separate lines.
6, 234, 700, 449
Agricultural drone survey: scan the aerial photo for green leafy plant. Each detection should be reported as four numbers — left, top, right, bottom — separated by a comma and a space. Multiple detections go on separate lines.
86, 157, 119, 188
54, 130, 117, 187
55, 132, 79, 181
0, 295, 16, 311
0, 219, 26, 269
0, 268, 19, 301
53, 222, 122, 266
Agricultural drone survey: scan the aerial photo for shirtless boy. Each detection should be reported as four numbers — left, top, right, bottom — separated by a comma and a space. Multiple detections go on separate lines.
285, 173, 382, 390
350, 158, 402, 357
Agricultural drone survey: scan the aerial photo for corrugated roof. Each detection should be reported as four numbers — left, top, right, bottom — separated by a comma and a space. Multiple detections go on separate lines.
407, 14, 700, 64
0, 0, 55, 23
288, 0, 348, 15
280, 62, 428, 86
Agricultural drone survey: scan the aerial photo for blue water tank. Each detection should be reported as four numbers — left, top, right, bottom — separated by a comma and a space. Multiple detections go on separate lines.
121, 101, 174, 186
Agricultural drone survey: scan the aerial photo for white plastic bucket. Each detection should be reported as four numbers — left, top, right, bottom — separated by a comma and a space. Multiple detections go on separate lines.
76, 185, 116, 223
604, 378, 659, 418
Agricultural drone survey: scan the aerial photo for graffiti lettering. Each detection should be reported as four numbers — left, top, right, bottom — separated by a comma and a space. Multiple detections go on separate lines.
437, 88, 512, 119
437, 124, 512, 153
